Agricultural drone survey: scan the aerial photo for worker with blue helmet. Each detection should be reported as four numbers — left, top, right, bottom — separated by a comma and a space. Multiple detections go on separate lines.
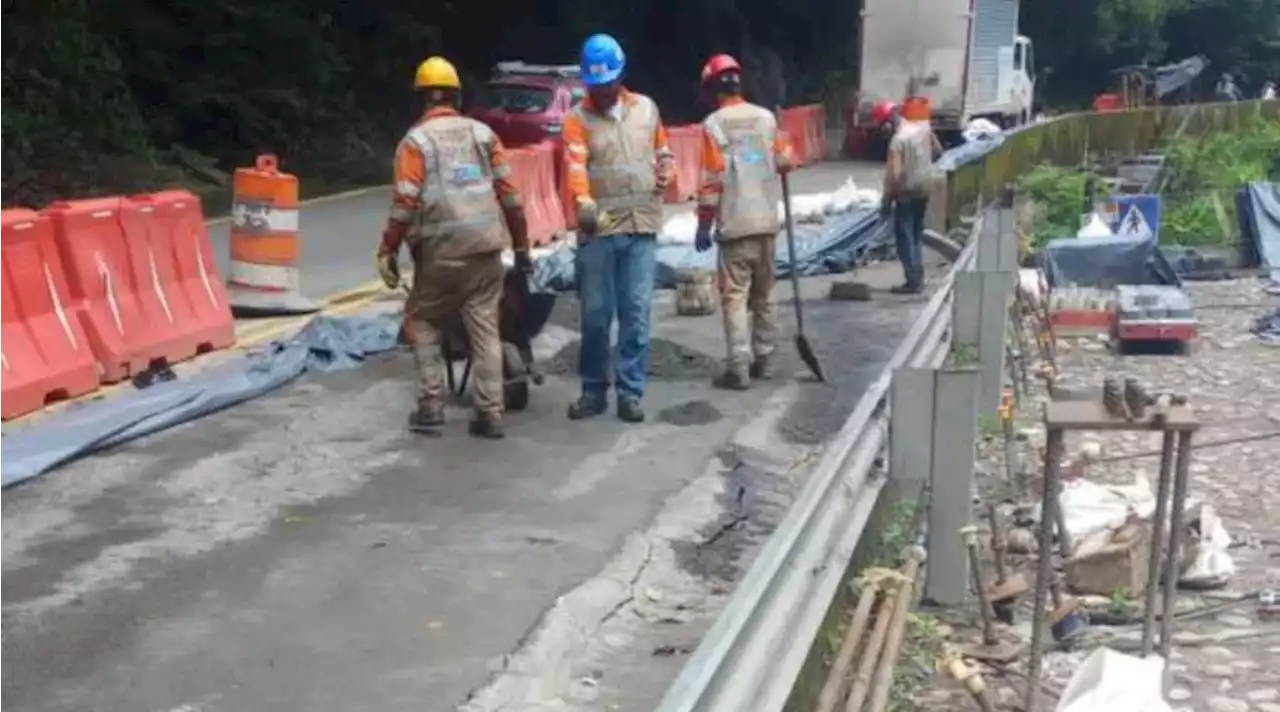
561, 33, 675, 424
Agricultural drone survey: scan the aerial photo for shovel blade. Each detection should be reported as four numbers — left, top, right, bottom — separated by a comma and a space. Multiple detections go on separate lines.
795, 335, 825, 382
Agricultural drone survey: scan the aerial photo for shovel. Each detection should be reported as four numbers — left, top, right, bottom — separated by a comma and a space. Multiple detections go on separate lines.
779, 166, 826, 382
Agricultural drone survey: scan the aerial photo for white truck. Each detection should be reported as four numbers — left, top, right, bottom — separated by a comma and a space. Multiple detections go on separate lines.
851, 0, 1036, 146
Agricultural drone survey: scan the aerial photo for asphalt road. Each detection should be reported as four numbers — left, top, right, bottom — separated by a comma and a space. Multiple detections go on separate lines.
204, 160, 886, 302
3, 160, 929, 712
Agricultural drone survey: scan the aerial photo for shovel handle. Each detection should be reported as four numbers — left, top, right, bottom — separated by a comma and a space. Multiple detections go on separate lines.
775, 106, 805, 333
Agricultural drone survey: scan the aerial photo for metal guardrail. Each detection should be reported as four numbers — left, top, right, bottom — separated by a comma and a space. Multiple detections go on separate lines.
655, 218, 983, 712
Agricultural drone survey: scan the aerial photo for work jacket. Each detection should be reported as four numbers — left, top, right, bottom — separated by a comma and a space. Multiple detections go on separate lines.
697, 96, 792, 241
384, 107, 519, 261
563, 89, 674, 237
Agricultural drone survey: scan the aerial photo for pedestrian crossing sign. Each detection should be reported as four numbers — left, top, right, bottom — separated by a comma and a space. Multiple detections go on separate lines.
1118, 205, 1153, 238
1104, 194, 1162, 242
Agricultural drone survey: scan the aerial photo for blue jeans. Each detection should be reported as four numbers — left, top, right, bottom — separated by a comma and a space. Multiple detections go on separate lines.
893, 196, 928, 287
576, 233, 657, 402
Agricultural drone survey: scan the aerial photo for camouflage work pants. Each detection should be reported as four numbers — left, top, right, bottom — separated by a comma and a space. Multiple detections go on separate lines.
405, 252, 504, 417
716, 233, 778, 370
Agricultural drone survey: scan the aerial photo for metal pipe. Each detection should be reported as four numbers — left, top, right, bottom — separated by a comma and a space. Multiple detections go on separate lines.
1024, 427, 1065, 712
815, 579, 883, 712
1160, 431, 1195, 657
1140, 431, 1177, 656
865, 547, 927, 712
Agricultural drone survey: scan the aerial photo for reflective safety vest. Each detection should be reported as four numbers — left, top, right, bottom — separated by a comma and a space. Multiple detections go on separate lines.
403, 115, 508, 260
572, 94, 665, 236
703, 101, 783, 240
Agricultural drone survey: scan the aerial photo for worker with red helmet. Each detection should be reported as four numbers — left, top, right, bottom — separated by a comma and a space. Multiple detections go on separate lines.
694, 53, 795, 390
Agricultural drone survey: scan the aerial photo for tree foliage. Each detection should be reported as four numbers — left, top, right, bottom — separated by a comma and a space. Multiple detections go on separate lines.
2, 0, 1278, 207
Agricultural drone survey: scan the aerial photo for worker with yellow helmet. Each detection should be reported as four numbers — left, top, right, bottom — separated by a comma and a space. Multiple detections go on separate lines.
376, 56, 532, 439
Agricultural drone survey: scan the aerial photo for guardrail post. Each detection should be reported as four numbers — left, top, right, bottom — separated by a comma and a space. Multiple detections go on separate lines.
890, 368, 936, 485
963, 211, 1018, 414
922, 363, 982, 605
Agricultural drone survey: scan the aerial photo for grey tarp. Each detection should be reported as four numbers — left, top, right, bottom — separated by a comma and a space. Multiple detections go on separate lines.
1042, 234, 1182, 288
531, 205, 890, 293
1, 314, 402, 488
1235, 182, 1280, 286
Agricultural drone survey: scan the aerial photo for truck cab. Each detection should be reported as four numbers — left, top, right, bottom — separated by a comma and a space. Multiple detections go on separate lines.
1003, 35, 1036, 125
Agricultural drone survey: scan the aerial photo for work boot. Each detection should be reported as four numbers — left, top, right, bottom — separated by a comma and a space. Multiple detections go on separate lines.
469, 413, 505, 440
712, 367, 751, 391
567, 394, 608, 421
749, 356, 775, 381
616, 397, 645, 423
408, 400, 445, 432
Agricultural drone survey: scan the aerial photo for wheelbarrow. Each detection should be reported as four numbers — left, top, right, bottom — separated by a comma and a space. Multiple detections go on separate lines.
435, 268, 557, 411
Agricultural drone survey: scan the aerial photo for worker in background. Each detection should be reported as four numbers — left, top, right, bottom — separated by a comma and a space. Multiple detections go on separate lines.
880, 96, 943, 294
376, 56, 532, 439
1215, 73, 1243, 102
693, 53, 794, 390
561, 33, 675, 423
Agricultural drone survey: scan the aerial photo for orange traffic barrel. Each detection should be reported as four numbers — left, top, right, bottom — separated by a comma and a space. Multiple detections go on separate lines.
226, 154, 318, 315
901, 96, 931, 122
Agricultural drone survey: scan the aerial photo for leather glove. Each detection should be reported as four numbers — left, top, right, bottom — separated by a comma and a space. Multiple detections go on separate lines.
375, 246, 401, 290
576, 198, 599, 236
695, 225, 714, 253
513, 249, 533, 274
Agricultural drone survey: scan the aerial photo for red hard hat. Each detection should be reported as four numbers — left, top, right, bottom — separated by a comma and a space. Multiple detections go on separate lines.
869, 100, 898, 126
701, 54, 742, 83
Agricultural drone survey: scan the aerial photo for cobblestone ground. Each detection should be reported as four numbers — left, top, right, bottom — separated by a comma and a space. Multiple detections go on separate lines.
906, 278, 1280, 712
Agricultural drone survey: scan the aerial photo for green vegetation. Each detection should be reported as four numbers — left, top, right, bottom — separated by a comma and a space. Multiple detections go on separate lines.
1016, 114, 1280, 249
4, 0, 1278, 208
887, 611, 949, 712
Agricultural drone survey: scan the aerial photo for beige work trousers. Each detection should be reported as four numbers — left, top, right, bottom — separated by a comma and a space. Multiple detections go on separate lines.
716, 233, 778, 369
404, 251, 505, 417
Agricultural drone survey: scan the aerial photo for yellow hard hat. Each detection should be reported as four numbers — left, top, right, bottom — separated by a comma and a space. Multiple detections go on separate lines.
414, 57, 461, 90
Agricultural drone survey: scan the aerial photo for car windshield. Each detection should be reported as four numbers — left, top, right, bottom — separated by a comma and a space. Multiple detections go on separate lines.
476, 84, 553, 114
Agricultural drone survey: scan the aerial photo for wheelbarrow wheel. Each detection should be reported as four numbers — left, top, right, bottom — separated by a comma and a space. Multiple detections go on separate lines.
502, 342, 530, 411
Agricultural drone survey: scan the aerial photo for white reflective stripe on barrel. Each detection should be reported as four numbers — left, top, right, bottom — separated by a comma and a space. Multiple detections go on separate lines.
228, 260, 300, 291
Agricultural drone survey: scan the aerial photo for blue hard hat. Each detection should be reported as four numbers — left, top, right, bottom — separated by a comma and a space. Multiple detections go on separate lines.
580, 34, 625, 86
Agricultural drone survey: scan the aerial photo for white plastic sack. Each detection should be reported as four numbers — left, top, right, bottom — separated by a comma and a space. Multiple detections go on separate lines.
1018, 268, 1045, 307
1077, 212, 1114, 238
1056, 475, 1156, 549
963, 118, 1002, 143
1055, 648, 1172, 712
1180, 502, 1235, 588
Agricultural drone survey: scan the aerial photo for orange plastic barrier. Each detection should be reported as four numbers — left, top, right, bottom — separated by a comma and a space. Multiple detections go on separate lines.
44, 197, 157, 382
1, 210, 100, 419
227, 155, 318, 315
127, 191, 235, 356
506, 141, 567, 247
665, 125, 702, 203
779, 107, 811, 165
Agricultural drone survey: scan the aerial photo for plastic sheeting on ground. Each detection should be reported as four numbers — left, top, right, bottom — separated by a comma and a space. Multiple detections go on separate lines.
531, 188, 890, 293
1, 314, 403, 488
1042, 234, 1182, 288
1236, 182, 1280, 288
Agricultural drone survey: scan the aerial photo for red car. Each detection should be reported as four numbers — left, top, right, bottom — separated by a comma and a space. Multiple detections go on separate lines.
469, 62, 585, 147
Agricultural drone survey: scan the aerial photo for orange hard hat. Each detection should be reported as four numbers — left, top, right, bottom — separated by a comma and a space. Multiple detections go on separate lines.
901, 96, 931, 121
701, 54, 742, 83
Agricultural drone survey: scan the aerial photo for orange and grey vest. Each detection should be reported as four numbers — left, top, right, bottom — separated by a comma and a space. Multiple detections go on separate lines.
403, 115, 508, 260
703, 102, 783, 240
572, 94, 666, 236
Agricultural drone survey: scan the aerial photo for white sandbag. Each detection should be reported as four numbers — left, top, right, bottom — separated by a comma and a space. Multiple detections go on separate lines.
1055, 648, 1171, 712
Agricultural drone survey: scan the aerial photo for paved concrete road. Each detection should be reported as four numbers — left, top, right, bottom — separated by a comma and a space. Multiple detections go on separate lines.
4, 160, 927, 712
